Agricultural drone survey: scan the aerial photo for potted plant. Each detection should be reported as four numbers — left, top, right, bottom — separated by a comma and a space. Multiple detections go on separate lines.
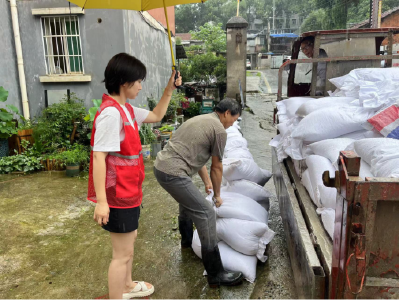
0, 87, 18, 157
16, 118, 34, 154
139, 124, 156, 160
147, 96, 157, 111
57, 144, 89, 177
151, 129, 162, 159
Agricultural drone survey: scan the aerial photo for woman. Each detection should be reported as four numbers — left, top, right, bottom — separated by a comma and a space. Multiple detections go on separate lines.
88, 53, 182, 299
154, 98, 244, 287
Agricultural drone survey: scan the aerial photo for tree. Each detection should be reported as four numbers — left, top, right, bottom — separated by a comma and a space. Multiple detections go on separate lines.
301, 9, 328, 32
190, 23, 226, 53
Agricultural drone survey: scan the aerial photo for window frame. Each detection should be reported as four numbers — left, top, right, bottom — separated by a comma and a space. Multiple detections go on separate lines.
40, 15, 85, 76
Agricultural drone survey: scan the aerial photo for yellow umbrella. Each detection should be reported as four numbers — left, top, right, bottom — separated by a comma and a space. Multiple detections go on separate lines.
68, 0, 207, 71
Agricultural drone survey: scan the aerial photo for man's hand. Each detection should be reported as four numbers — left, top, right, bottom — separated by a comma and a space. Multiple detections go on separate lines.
93, 202, 110, 226
213, 196, 223, 208
205, 182, 213, 195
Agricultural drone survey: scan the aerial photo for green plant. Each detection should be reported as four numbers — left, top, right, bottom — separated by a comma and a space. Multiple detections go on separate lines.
0, 86, 19, 140
147, 97, 157, 111
55, 144, 89, 166
139, 124, 157, 145
0, 141, 43, 174
84, 99, 102, 139
33, 93, 89, 153
159, 125, 174, 132
186, 102, 201, 118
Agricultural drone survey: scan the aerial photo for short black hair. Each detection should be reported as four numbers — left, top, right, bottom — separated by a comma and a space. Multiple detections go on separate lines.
103, 53, 146, 95
301, 36, 314, 46
215, 98, 241, 116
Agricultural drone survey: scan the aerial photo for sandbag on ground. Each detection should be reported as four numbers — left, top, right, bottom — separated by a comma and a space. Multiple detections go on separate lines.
223, 158, 272, 186
224, 148, 254, 160
192, 230, 258, 283
206, 191, 269, 224
221, 179, 272, 202
216, 218, 275, 262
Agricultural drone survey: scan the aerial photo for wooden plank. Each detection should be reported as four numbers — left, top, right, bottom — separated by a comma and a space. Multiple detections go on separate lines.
272, 148, 325, 299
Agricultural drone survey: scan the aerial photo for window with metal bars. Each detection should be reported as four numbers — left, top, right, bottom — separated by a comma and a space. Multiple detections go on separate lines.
41, 16, 84, 75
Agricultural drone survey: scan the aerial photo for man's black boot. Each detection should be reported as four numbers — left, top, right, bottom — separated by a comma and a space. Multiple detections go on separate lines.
202, 245, 244, 288
178, 217, 193, 248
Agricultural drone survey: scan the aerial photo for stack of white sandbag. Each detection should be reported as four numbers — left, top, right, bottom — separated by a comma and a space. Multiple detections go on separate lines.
269, 79, 395, 240
223, 122, 272, 186
329, 68, 399, 109
192, 190, 275, 283
191, 121, 275, 283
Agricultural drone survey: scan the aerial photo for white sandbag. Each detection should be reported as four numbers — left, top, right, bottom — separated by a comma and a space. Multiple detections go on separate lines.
305, 155, 337, 209
316, 208, 335, 239
223, 158, 271, 186
338, 129, 383, 140
206, 191, 269, 224
301, 169, 314, 201
226, 125, 240, 135
277, 97, 316, 118
225, 134, 248, 151
295, 96, 358, 117
291, 106, 373, 143
224, 148, 254, 160
359, 160, 374, 179
216, 218, 275, 262
192, 230, 258, 283
353, 138, 399, 178
221, 180, 272, 202
309, 138, 355, 164
278, 114, 290, 123
276, 101, 287, 114
277, 122, 290, 137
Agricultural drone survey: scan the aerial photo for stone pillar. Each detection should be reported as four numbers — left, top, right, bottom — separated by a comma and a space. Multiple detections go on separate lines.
226, 16, 248, 105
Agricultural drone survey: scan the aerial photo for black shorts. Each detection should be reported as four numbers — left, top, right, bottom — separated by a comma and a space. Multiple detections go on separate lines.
102, 206, 141, 233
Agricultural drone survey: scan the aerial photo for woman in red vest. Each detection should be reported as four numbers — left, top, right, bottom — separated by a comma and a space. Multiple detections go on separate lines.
88, 53, 181, 299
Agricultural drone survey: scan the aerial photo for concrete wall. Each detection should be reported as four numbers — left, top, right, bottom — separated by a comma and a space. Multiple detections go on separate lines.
122, 11, 173, 107
0, 0, 21, 113
0, 0, 174, 117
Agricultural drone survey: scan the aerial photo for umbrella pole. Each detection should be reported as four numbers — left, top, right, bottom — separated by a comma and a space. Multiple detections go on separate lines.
163, 0, 176, 70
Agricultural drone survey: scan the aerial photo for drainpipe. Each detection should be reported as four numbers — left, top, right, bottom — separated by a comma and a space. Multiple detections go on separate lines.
10, 0, 30, 119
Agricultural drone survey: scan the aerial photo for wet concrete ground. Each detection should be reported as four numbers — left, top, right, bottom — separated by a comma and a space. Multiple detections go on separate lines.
0, 77, 296, 299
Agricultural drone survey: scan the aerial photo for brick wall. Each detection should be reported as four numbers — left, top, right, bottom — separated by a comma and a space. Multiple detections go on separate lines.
381, 11, 399, 45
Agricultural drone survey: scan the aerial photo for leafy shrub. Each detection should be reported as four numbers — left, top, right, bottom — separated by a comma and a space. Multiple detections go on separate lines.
33, 93, 89, 153
0, 141, 42, 174
139, 124, 157, 145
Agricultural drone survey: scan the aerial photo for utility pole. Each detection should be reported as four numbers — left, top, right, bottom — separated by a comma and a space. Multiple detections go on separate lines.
377, 0, 383, 28
272, 0, 276, 30
370, 0, 379, 28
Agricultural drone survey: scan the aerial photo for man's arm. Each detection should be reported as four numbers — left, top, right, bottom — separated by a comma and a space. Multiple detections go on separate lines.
198, 165, 213, 194
210, 156, 223, 207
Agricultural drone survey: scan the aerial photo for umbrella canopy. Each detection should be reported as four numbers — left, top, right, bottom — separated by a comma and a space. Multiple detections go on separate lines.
68, 0, 206, 11
67, 0, 207, 69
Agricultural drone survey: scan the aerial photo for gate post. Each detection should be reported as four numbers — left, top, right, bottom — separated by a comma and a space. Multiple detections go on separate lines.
226, 16, 248, 105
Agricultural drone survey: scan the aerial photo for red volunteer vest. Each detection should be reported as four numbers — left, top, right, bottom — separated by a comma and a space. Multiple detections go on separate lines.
87, 94, 145, 208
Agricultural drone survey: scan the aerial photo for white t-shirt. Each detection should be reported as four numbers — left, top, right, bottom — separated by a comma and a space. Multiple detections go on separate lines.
93, 104, 149, 152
